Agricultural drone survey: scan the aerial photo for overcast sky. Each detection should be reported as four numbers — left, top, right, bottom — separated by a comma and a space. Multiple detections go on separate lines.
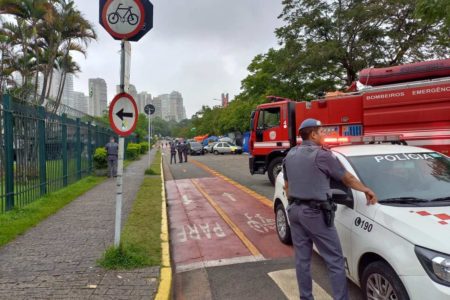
72, 0, 284, 118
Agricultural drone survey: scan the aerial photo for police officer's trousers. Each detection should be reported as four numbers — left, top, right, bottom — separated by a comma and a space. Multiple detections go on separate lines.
178, 151, 183, 163
170, 153, 176, 164
288, 204, 348, 300
108, 158, 117, 177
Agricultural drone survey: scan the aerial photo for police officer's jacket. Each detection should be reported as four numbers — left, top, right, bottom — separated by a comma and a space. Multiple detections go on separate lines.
105, 142, 118, 160
283, 140, 346, 202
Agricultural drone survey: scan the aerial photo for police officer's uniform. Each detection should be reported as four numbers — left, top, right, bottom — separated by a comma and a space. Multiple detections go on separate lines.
176, 142, 184, 163
283, 119, 349, 300
105, 139, 118, 177
182, 142, 188, 162
170, 142, 177, 164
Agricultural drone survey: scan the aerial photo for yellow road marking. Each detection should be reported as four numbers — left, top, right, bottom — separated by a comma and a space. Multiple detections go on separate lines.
191, 179, 262, 257
191, 160, 273, 208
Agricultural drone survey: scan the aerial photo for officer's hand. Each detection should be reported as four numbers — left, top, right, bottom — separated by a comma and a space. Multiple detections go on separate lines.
365, 189, 378, 205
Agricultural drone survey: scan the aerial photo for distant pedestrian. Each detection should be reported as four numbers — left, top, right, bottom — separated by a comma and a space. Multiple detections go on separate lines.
177, 142, 184, 163
170, 142, 177, 164
183, 141, 188, 162
105, 136, 118, 178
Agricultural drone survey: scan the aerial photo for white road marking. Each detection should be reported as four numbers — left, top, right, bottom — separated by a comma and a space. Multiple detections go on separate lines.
268, 269, 331, 300
182, 195, 192, 205
223, 192, 237, 202
176, 255, 265, 273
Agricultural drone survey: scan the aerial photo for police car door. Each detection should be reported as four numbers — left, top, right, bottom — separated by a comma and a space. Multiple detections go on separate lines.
332, 152, 357, 279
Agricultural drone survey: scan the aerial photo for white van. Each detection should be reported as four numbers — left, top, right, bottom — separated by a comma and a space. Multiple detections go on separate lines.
273, 145, 450, 299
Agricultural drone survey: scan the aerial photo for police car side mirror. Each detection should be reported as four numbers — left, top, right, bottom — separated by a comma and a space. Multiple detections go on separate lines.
331, 189, 353, 209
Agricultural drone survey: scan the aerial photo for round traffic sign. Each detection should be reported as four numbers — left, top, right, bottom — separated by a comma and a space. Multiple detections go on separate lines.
144, 104, 155, 115
109, 93, 139, 136
101, 0, 146, 40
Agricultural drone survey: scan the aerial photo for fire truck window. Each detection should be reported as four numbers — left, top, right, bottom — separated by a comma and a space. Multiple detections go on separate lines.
258, 108, 280, 129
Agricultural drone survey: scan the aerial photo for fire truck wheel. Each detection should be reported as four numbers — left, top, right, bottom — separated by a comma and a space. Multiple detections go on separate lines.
268, 157, 284, 185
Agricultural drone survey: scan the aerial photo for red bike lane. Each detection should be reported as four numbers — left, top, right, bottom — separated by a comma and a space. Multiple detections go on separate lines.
166, 175, 292, 272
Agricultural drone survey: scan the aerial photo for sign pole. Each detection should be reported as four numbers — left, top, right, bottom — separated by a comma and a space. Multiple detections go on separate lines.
148, 112, 151, 167
114, 40, 126, 248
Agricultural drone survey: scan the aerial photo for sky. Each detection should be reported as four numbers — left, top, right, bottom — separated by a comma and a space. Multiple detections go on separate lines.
72, 0, 284, 118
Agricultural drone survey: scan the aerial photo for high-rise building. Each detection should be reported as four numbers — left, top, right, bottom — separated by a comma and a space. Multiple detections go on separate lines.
151, 91, 186, 122
71, 91, 88, 114
221, 93, 229, 108
61, 73, 74, 107
150, 97, 163, 119
88, 78, 107, 117
136, 91, 152, 115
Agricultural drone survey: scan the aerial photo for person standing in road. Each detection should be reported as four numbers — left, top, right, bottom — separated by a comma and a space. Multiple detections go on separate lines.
183, 141, 188, 163
170, 142, 177, 164
105, 136, 118, 178
283, 118, 378, 300
177, 141, 184, 163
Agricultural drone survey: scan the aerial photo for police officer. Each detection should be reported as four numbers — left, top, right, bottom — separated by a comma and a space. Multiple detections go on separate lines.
182, 141, 188, 163
170, 142, 177, 164
176, 141, 184, 163
105, 136, 118, 178
283, 118, 378, 300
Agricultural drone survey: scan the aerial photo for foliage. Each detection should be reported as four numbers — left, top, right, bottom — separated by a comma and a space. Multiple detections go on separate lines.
0, 176, 104, 247
126, 143, 141, 160
139, 141, 149, 154
276, 0, 449, 87
93, 147, 107, 169
98, 161, 162, 269
0, 0, 96, 109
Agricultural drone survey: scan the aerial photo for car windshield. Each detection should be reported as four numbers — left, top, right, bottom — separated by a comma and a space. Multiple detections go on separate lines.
190, 142, 201, 147
228, 143, 236, 146
348, 152, 450, 203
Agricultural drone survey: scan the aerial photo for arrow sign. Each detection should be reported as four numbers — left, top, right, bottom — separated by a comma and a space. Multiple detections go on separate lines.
109, 92, 138, 136
116, 108, 134, 120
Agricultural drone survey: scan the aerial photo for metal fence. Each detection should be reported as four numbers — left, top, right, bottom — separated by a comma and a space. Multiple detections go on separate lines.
0, 94, 136, 213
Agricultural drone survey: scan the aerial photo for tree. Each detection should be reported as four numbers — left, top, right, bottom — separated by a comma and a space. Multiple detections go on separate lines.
276, 0, 450, 87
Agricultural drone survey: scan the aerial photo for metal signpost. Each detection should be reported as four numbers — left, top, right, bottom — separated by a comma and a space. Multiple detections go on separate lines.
144, 104, 155, 166
100, 0, 153, 247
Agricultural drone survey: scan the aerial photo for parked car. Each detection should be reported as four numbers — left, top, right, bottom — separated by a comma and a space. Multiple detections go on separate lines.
212, 142, 242, 155
273, 144, 450, 300
188, 142, 205, 155
204, 142, 218, 153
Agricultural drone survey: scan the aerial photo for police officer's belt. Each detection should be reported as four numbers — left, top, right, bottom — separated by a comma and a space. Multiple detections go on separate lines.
288, 197, 324, 209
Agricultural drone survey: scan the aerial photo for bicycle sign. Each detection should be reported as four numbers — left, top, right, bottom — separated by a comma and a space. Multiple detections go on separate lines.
101, 0, 145, 40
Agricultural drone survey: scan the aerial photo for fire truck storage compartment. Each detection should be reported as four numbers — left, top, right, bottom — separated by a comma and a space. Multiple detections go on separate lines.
295, 96, 363, 135
363, 81, 450, 134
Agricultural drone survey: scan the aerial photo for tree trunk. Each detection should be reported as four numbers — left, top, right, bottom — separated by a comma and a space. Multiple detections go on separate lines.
46, 69, 54, 98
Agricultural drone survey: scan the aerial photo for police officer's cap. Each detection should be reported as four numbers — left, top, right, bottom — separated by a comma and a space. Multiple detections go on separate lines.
299, 118, 322, 131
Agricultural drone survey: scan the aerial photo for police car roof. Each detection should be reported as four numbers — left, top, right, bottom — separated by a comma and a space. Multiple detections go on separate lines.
331, 144, 434, 157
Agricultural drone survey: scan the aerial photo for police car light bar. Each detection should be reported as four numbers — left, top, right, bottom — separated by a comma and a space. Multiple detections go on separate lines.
325, 135, 402, 145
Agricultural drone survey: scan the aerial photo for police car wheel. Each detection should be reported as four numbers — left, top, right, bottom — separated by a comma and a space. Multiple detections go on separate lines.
268, 157, 284, 185
214, 150, 219, 155
275, 203, 292, 245
362, 261, 409, 300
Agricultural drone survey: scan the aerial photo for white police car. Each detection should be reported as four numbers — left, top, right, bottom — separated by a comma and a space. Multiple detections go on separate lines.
273, 144, 450, 300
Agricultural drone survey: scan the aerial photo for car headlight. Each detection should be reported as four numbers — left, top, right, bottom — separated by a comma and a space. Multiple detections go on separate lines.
415, 245, 450, 287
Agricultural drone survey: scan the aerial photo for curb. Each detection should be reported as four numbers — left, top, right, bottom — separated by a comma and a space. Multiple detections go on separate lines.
155, 155, 172, 300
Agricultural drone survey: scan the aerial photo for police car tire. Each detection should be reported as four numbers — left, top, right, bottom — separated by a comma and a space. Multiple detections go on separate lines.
361, 261, 409, 300
275, 203, 292, 245
268, 157, 284, 185
214, 150, 219, 155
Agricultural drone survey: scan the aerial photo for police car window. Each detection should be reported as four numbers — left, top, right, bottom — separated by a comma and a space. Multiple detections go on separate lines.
348, 152, 450, 204
257, 108, 280, 129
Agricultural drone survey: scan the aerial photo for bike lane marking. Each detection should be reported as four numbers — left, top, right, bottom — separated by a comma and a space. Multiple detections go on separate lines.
191, 177, 293, 259
166, 179, 261, 272
191, 159, 272, 207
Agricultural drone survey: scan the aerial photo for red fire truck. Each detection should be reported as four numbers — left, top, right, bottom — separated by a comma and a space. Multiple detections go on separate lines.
249, 59, 450, 184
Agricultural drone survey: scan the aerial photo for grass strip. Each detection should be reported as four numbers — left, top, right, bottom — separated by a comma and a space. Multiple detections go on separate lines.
145, 150, 162, 175
98, 152, 162, 269
0, 176, 105, 247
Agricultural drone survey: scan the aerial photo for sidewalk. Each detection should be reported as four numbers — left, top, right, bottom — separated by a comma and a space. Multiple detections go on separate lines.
0, 150, 160, 299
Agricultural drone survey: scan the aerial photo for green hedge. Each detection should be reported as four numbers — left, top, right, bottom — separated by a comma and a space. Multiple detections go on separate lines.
93, 147, 107, 169
139, 142, 149, 154
126, 143, 141, 160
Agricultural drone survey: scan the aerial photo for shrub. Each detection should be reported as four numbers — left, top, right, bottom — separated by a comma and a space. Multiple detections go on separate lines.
139, 142, 149, 154
93, 147, 107, 169
126, 143, 141, 160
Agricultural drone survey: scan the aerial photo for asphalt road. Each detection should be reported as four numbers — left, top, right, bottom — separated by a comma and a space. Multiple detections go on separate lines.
164, 149, 364, 300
